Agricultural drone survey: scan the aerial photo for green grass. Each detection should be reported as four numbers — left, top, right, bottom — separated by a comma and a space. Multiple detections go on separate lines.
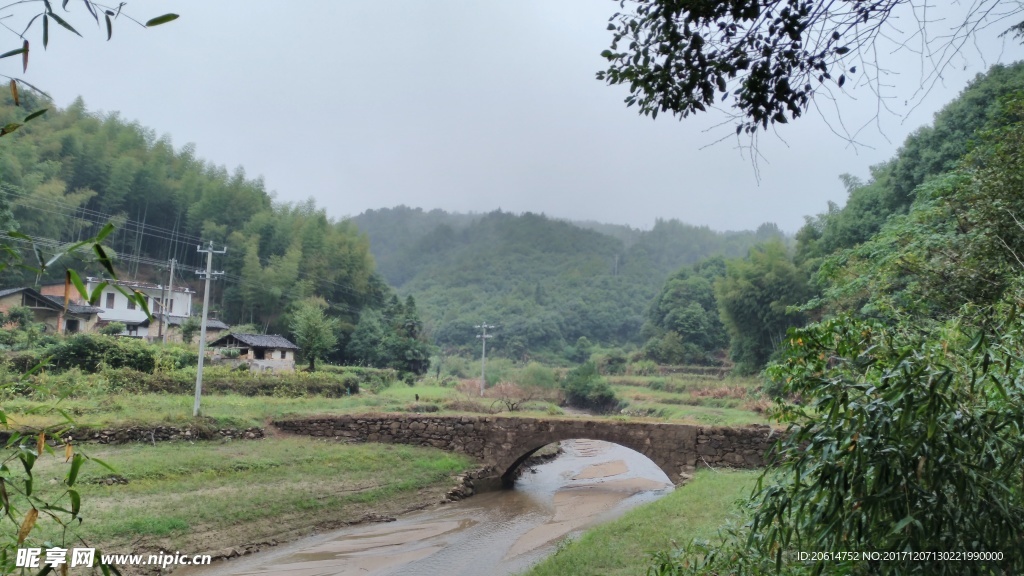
3, 367, 774, 431
2, 384, 472, 429
609, 374, 770, 426
522, 469, 760, 576
17, 437, 474, 551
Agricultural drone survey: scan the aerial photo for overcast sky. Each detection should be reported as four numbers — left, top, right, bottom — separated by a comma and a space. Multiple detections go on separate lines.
12, 1, 1024, 233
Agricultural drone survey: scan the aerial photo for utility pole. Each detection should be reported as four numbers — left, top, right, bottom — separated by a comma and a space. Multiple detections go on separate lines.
162, 258, 176, 344
194, 243, 225, 417
475, 323, 495, 396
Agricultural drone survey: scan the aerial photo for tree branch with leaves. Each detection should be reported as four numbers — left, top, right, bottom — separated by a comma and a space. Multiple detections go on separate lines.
598, 0, 1024, 138
0, 0, 177, 137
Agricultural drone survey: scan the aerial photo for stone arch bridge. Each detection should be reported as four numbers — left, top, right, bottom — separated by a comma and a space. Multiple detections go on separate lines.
274, 415, 778, 486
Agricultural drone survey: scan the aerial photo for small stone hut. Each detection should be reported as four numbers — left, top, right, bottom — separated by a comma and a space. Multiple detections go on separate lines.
209, 333, 299, 373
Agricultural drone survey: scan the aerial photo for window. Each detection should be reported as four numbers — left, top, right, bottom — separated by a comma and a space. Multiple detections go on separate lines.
255, 349, 266, 360
168, 299, 173, 313
105, 293, 115, 309
127, 298, 136, 310
65, 319, 80, 333
280, 350, 286, 359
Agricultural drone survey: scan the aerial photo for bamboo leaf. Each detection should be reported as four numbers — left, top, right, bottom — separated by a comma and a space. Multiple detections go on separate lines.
43, 14, 48, 49
48, 11, 82, 37
0, 48, 26, 59
69, 489, 80, 517
17, 508, 38, 544
37, 432, 46, 456
0, 480, 9, 516
9, 79, 18, 106
20, 13, 42, 38
1, 123, 23, 136
64, 442, 73, 462
83, 0, 98, 23
93, 244, 115, 275
145, 13, 179, 27
94, 222, 115, 242
67, 453, 85, 487
68, 269, 88, 302
104, 13, 111, 40
91, 456, 116, 473
24, 107, 48, 122
22, 39, 28, 72
88, 281, 108, 306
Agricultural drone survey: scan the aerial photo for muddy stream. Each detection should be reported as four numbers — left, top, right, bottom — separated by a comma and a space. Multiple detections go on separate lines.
184, 439, 673, 576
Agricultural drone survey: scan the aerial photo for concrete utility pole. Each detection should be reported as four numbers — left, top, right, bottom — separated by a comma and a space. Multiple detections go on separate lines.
475, 323, 496, 396
194, 243, 225, 417
163, 258, 175, 344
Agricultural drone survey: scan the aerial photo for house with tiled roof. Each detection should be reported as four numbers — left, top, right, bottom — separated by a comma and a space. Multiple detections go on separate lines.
0, 287, 104, 334
40, 277, 210, 341
209, 333, 299, 372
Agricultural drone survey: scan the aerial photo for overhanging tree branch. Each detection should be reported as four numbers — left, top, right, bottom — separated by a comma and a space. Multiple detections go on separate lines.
598, 0, 1024, 137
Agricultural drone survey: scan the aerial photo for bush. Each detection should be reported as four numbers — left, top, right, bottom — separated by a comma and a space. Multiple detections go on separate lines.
98, 322, 126, 336
47, 334, 156, 373
657, 311, 1024, 576
7, 352, 43, 374
560, 362, 620, 413
1, 306, 33, 329
627, 359, 658, 376
596, 350, 628, 375
517, 361, 557, 388
154, 346, 199, 372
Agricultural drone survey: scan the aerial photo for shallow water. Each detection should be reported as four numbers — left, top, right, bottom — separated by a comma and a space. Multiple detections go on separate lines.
183, 439, 673, 576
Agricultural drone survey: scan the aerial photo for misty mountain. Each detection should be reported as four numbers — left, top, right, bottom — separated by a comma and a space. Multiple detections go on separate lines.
350, 207, 783, 360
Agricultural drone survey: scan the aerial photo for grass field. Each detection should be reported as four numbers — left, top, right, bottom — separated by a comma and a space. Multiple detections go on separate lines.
4, 373, 772, 430
16, 437, 473, 557
609, 374, 770, 426
522, 469, 760, 576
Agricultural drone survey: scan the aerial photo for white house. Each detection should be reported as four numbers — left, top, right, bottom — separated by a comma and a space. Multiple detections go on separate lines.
41, 277, 196, 340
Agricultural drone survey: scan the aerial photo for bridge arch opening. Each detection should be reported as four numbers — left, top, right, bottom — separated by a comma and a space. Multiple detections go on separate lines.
499, 438, 676, 488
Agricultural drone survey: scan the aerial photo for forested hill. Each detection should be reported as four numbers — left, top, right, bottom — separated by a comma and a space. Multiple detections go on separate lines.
0, 90, 784, 362
350, 207, 784, 359
0, 94, 393, 365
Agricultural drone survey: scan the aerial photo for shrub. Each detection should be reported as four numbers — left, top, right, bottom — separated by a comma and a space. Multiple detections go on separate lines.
560, 362, 620, 413
98, 322, 126, 336
47, 334, 156, 373
7, 352, 43, 374
596, 350, 628, 375
517, 362, 557, 388
627, 359, 658, 376
154, 346, 199, 372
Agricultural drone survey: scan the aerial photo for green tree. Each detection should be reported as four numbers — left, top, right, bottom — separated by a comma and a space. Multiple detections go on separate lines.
715, 241, 808, 373
756, 311, 1024, 575
643, 257, 729, 364
180, 315, 201, 345
346, 308, 386, 367
289, 297, 340, 371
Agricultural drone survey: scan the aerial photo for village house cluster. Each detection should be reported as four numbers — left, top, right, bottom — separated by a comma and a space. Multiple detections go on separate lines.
1, 278, 299, 372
